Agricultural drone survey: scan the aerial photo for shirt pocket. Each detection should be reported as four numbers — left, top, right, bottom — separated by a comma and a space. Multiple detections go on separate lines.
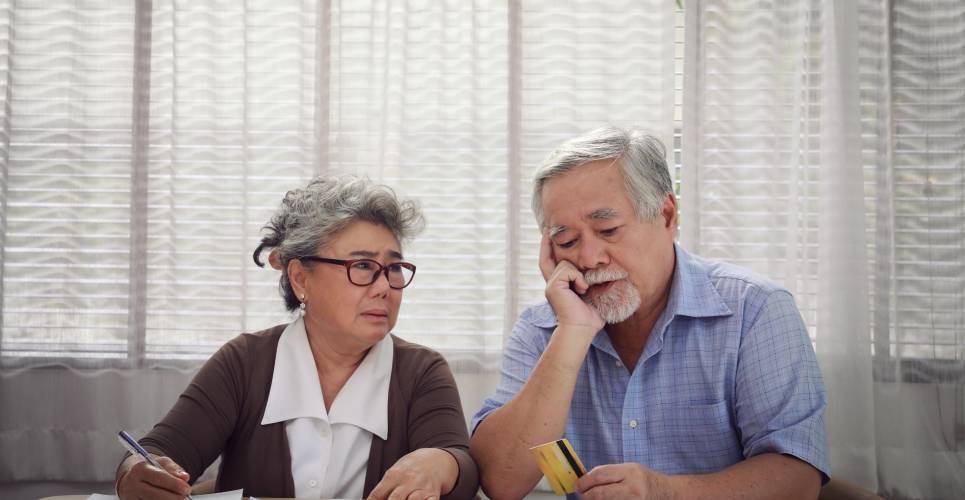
645, 400, 742, 474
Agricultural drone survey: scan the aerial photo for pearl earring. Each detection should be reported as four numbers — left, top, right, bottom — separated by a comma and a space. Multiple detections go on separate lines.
299, 294, 306, 316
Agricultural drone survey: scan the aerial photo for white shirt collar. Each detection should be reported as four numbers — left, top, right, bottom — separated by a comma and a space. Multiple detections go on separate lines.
261, 317, 393, 439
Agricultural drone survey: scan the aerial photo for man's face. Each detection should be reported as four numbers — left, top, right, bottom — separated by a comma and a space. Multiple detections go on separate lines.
540, 160, 677, 324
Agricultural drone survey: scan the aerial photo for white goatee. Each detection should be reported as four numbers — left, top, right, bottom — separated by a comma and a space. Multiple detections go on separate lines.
582, 268, 642, 324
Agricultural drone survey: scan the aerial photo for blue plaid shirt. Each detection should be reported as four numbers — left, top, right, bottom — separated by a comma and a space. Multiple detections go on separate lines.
472, 244, 830, 483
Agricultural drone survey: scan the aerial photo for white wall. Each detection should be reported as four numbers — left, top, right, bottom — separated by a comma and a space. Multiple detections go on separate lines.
0, 365, 499, 483
2, 366, 961, 498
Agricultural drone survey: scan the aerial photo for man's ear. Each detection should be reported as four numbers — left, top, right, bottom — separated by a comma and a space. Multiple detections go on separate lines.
661, 193, 678, 229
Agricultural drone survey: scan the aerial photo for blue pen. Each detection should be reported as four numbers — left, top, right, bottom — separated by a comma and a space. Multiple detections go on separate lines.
118, 430, 194, 500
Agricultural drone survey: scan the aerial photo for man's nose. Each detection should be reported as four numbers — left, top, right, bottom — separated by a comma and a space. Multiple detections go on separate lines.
577, 236, 609, 270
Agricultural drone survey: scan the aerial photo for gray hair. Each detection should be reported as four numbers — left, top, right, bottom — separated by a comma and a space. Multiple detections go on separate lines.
253, 175, 425, 311
531, 126, 673, 228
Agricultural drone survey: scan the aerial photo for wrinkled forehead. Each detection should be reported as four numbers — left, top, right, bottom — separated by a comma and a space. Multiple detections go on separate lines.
539, 158, 633, 224
323, 220, 404, 257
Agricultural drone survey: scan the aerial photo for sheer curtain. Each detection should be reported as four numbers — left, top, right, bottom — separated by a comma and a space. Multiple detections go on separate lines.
683, 0, 964, 497
7, 0, 962, 496
0, 0, 677, 482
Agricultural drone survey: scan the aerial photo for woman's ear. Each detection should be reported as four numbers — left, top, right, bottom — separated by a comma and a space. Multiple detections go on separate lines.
287, 258, 309, 298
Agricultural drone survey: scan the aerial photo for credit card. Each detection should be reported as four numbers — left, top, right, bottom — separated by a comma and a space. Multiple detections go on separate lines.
529, 438, 587, 496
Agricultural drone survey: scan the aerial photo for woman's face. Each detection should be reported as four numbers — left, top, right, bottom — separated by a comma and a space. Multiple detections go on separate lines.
290, 220, 406, 353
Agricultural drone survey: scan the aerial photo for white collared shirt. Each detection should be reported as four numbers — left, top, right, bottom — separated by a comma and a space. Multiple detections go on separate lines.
261, 318, 393, 499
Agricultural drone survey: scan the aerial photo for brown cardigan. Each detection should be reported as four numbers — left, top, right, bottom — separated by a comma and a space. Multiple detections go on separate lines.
136, 324, 478, 499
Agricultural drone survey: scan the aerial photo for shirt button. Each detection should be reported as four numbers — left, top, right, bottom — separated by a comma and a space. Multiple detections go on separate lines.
615, 360, 623, 367
309, 479, 318, 488
319, 426, 330, 437
629, 419, 638, 429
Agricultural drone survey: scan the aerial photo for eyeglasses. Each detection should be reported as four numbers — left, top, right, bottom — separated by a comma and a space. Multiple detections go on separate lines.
298, 256, 417, 289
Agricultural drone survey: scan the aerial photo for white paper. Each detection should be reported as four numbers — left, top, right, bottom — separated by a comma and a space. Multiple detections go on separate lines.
192, 490, 244, 500
87, 488, 243, 500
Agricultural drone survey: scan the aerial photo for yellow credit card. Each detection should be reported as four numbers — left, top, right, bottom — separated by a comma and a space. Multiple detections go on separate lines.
529, 438, 587, 496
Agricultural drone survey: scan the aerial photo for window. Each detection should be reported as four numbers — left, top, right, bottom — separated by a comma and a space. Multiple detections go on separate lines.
0, 0, 679, 364
861, 0, 965, 362
4, 1, 960, 366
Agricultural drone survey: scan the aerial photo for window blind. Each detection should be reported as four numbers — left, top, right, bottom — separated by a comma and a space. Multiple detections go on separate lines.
142, 0, 318, 360
0, 0, 679, 362
681, 0, 826, 330
1, 0, 319, 362
866, 0, 965, 360
324, 0, 511, 353
2, 1, 137, 359
514, 0, 677, 321
685, 0, 964, 362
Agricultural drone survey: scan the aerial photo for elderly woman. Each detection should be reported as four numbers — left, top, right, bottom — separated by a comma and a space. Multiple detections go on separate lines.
115, 175, 478, 499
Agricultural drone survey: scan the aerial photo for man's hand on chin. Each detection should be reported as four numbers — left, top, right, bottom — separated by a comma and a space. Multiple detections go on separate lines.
575, 462, 675, 500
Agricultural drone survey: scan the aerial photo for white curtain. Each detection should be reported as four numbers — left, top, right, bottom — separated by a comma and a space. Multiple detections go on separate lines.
683, 0, 964, 498
0, 0, 677, 482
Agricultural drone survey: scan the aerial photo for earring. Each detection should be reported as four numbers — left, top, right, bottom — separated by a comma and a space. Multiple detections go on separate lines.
299, 294, 306, 316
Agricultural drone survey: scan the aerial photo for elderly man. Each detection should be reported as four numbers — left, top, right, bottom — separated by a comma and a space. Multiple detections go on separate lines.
470, 127, 829, 499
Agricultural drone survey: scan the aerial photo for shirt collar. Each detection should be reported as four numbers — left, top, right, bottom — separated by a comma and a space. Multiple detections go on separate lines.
588, 242, 734, 361
261, 317, 392, 439
665, 242, 733, 319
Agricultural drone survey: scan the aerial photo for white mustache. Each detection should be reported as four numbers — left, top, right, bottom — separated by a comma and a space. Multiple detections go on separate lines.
583, 268, 629, 286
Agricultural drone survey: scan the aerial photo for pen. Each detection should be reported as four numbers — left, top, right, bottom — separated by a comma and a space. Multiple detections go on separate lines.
118, 430, 194, 500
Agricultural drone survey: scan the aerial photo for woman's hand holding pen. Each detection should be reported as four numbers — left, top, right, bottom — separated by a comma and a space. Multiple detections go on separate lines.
116, 454, 193, 500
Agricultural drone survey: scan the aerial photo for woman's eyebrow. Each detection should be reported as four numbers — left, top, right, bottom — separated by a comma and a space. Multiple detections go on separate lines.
348, 249, 404, 259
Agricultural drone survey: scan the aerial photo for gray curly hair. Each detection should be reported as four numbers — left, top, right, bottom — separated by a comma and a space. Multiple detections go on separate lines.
253, 175, 425, 311
531, 126, 673, 229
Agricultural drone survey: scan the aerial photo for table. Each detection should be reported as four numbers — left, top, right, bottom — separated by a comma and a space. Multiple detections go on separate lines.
39, 497, 298, 500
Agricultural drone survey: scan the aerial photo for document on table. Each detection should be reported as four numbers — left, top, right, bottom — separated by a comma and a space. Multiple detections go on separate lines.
87, 489, 243, 500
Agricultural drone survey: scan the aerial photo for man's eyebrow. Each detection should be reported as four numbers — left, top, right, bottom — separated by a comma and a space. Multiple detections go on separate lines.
549, 208, 619, 238
588, 208, 619, 220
